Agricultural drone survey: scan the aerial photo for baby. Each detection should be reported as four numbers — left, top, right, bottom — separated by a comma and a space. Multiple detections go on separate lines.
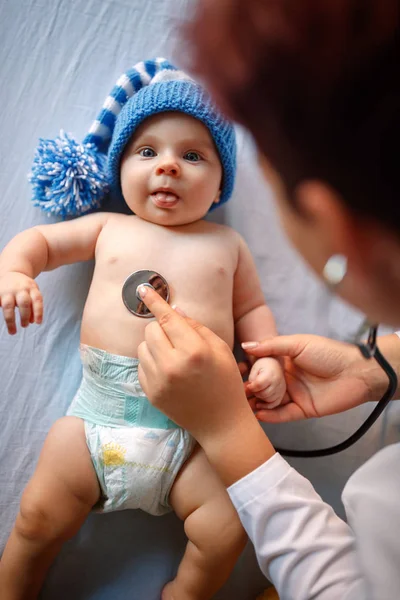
0, 59, 286, 600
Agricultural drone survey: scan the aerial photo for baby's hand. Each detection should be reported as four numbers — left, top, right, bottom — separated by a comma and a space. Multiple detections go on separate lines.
0, 272, 43, 334
246, 357, 286, 409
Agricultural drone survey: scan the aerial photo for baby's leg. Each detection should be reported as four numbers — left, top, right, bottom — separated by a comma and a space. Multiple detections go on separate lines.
163, 446, 247, 600
0, 416, 100, 600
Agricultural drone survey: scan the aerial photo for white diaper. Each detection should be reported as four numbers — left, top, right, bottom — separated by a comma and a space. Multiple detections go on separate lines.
85, 422, 195, 516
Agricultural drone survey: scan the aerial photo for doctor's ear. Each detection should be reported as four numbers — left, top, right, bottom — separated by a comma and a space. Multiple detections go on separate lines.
293, 180, 355, 257
294, 180, 400, 277
295, 179, 400, 325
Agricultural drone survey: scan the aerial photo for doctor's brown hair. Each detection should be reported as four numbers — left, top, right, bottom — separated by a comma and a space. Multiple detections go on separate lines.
188, 0, 400, 231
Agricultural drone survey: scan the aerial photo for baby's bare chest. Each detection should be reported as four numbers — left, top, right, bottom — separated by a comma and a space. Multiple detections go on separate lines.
93, 223, 237, 303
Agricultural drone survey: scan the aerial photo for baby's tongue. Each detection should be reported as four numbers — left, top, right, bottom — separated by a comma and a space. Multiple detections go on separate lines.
153, 192, 178, 203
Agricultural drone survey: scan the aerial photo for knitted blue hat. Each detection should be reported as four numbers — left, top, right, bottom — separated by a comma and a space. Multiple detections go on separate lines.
30, 58, 236, 218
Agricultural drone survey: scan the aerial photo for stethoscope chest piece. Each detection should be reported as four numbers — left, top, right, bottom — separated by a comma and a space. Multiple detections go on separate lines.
122, 269, 169, 318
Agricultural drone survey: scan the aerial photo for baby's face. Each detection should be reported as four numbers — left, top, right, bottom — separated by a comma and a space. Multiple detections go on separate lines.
120, 112, 222, 226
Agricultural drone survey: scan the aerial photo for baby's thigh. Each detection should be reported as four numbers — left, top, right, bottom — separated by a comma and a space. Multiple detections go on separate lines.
169, 446, 246, 547
20, 417, 100, 534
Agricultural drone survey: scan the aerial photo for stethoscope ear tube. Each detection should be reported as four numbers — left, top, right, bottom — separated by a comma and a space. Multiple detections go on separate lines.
276, 327, 398, 458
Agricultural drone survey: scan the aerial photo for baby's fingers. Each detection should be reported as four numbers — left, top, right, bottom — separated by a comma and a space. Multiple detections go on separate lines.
1, 293, 17, 334
16, 290, 32, 328
256, 395, 283, 410
255, 390, 290, 412
30, 288, 43, 324
247, 373, 269, 394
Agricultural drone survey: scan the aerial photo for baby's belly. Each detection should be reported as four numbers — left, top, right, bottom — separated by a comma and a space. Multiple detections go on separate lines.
80, 294, 235, 358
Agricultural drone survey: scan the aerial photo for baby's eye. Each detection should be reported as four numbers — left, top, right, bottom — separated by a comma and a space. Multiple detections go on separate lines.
139, 147, 156, 158
184, 151, 201, 162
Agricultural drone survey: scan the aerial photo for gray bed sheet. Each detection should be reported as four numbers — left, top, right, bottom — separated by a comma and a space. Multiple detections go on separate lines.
1, 1, 399, 598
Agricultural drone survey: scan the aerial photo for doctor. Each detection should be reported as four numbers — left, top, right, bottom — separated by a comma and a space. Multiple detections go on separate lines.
136, 0, 400, 598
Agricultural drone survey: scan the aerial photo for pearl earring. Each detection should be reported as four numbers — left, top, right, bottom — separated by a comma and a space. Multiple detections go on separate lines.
322, 254, 348, 287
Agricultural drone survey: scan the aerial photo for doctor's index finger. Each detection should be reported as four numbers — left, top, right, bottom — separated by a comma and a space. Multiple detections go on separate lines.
138, 285, 203, 345
138, 285, 224, 349
138, 284, 180, 322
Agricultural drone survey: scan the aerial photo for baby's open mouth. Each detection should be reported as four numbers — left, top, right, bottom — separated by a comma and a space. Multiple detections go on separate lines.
151, 191, 180, 208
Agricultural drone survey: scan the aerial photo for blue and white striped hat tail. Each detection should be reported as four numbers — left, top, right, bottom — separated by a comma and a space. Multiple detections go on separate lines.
83, 58, 178, 152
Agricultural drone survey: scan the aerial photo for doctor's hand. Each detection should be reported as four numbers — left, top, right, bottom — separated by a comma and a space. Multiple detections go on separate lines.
137, 286, 276, 486
243, 334, 393, 423
136, 286, 256, 447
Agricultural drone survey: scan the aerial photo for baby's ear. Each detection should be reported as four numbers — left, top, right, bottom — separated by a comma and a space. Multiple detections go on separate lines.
213, 190, 221, 204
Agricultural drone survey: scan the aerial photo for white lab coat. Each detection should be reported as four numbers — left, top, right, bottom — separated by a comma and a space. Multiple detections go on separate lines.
228, 444, 400, 599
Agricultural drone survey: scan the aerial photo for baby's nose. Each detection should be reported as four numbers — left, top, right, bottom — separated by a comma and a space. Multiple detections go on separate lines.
155, 158, 180, 177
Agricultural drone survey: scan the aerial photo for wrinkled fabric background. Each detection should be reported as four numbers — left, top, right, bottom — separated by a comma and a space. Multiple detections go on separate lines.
1, 1, 399, 598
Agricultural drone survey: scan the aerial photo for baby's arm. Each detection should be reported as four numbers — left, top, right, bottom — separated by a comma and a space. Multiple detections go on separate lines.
233, 235, 286, 408
0, 212, 110, 334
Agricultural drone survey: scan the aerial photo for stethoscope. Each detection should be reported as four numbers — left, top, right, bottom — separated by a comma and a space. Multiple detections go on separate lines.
122, 269, 170, 318
122, 270, 398, 458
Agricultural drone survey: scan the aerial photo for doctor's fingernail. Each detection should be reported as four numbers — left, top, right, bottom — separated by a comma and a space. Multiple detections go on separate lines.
137, 285, 148, 298
242, 341, 259, 350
